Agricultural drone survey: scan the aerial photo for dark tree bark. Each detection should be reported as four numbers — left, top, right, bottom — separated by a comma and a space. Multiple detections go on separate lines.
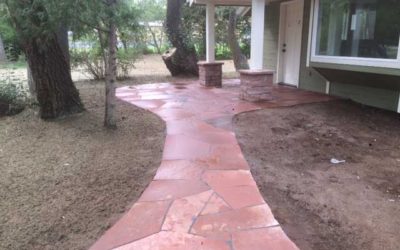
27, 66, 36, 98
104, 0, 117, 129
26, 26, 68, 101
56, 24, 70, 72
164, 0, 199, 76
228, 9, 249, 71
97, 29, 108, 74
0, 35, 6, 62
24, 35, 84, 119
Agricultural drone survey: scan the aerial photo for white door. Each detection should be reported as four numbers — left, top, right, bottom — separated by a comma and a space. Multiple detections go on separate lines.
280, 0, 304, 86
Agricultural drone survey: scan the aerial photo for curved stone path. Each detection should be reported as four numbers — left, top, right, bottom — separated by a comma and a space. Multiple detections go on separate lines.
90, 79, 333, 250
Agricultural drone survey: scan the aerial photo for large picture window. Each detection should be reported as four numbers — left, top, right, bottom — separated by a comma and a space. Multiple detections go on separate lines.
311, 0, 400, 68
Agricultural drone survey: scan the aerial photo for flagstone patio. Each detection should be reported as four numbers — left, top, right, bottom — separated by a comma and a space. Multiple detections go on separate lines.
90, 79, 333, 250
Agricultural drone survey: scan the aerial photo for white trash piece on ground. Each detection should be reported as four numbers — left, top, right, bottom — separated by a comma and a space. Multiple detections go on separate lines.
330, 158, 346, 164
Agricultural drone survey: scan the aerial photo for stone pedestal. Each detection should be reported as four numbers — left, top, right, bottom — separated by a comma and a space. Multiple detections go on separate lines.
239, 69, 275, 102
198, 61, 224, 88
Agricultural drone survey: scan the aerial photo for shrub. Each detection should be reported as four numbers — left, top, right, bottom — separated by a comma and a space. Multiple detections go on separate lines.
71, 47, 139, 80
116, 48, 138, 79
71, 48, 105, 80
0, 68, 28, 116
215, 44, 232, 60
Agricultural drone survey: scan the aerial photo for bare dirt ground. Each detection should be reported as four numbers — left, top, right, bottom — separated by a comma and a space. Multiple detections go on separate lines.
0, 59, 177, 249
234, 100, 400, 250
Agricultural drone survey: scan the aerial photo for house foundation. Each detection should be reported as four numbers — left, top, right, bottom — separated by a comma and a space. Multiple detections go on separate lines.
198, 61, 224, 87
239, 70, 275, 102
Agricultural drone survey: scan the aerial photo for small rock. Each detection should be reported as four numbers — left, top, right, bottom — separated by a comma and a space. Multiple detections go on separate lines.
329, 176, 339, 183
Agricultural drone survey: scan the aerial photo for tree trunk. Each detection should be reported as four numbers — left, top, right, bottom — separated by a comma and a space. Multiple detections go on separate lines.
0, 35, 6, 62
104, 0, 118, 129
27, 66, 36, 98
147, 25, 161, 54
27, 27, 68, 101
164, 0, 199, 76
24, 35, 84, 119
97, 29, 108, 76
162, 48, 181, 76
228, 9, 249, 71
56, 24, 70, 72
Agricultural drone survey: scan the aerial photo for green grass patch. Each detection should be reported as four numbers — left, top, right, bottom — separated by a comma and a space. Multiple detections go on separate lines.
0, 60, 27, 70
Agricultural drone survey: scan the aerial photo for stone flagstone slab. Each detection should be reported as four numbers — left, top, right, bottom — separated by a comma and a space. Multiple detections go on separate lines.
89, 200, 171, 250
139, 180, 210, 202
190, 204, 279, 237
232, 227, 299, 250
113, 231, 231, 250
162, 190, 213, 232
154, 160, 207, 180
201, 193, 232, 215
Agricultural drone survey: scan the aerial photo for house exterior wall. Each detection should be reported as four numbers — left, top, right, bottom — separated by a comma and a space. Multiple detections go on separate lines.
298, 0, 327, 93
263, 0, 400, 112
330, 82, 399, 111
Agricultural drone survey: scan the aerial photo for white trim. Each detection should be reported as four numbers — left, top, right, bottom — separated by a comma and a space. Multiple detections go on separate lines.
250, 0, 266, 70
310, 0, 400, 69
310, 56, 400, 69
311, 0, 319, 58
306, 0, 315, 68
397, 93, 400, 113
276, 0, 304, 87
276, 2, 285, 83
325, 81, 330, 94
397, 35, 400, 61
206, 2, 215, 63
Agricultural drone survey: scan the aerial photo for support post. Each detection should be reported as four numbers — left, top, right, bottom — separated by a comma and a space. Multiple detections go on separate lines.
206, 2, 215, 62
198, 1, 223, 88
397, 93, 400, 113
240, 0, 274, 101
250, 0, 266, 70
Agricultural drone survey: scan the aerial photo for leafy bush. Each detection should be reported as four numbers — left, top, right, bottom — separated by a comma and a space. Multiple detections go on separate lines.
0, 10, 23, 62
0, 68, 28, 115
71, 48, 105, 80
215, 44, 232, 60
240, 42, 250, 59
117, 48, 138, 79
141, 46, 155, 55
0, 80, 20, 103
71, 47, 139, 80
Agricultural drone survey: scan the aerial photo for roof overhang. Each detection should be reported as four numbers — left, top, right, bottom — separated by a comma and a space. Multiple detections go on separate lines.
188, 0, 280, 6
188, 0, 252, 6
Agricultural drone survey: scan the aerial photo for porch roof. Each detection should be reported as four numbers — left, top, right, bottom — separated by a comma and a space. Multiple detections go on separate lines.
189, 0, 251, 5
188, 0, 278, 6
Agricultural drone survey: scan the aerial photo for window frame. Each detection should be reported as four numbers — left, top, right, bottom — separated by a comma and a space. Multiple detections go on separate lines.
310, 0, 400, 69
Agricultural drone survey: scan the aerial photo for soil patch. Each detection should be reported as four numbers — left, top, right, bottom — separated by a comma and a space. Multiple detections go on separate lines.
234, 100, 400, 250
0, 81, 166, 250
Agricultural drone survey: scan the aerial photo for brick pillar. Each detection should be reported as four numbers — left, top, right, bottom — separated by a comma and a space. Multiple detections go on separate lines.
198, 61, 224, 88
239, 70, 275, 102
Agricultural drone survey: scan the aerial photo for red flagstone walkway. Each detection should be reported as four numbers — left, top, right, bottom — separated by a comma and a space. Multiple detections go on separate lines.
90, 79, 333, 250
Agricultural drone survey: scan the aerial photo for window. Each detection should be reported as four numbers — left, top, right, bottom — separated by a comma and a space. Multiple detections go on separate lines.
311, 0, 400, 68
